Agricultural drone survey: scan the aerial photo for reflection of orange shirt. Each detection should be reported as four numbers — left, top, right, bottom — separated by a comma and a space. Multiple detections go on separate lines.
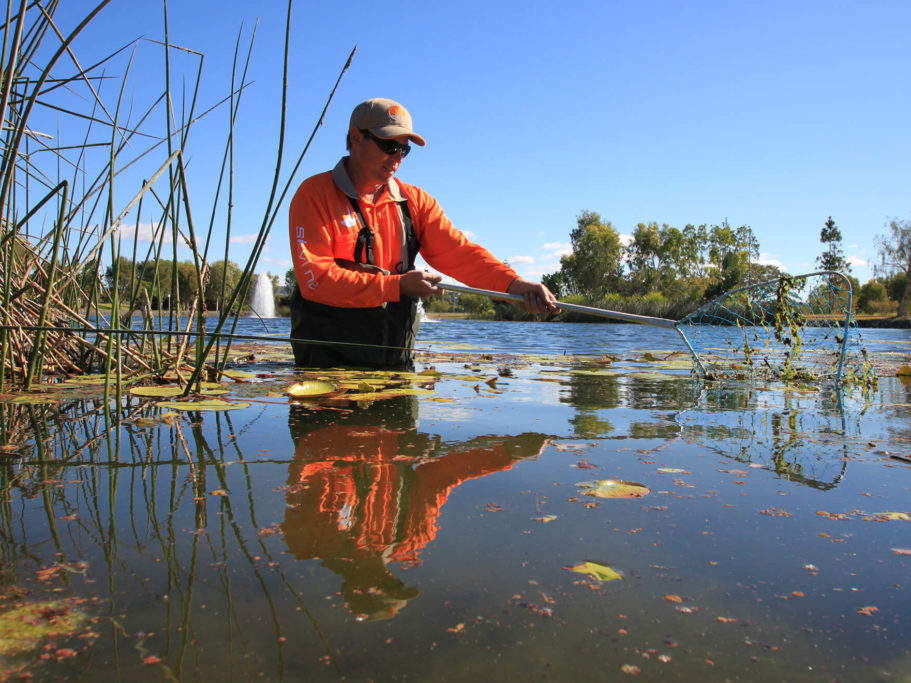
283, 424, 517, 566
289, 160, 518, 307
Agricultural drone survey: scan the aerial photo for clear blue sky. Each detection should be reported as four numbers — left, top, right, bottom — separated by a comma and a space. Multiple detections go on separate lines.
52, 0, 911, 286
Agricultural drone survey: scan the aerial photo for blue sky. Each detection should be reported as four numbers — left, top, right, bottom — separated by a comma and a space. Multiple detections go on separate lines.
51, 0, 911, 286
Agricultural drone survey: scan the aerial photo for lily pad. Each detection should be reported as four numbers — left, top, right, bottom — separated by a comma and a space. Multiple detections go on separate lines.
156, 399, 249, 411
286, 381, 339, 399
221, 369, 257, 380
569, 561, 622, 582
129, 386, 183, 398
577, 479, 650, 499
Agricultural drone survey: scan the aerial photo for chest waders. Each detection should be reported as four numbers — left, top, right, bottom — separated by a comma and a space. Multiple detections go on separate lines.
290, 198, 421, 368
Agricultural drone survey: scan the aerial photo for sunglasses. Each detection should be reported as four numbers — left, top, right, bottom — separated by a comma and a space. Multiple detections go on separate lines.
361, 129, 410, 158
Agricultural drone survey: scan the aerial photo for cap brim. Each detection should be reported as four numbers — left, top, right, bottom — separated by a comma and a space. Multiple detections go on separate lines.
370, 125, 426, 146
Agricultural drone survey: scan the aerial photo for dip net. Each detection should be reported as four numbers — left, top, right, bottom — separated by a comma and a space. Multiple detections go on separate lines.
677, 271, 873, 385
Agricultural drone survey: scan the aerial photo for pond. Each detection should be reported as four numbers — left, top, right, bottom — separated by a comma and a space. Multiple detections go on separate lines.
1, 318, 910, 681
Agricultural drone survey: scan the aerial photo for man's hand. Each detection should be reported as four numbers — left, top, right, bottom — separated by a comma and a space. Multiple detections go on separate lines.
507, 278, 560, 315
400, 269, 443, 298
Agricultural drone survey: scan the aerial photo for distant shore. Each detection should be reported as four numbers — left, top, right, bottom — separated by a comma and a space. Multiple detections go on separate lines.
855, 316, 911, 329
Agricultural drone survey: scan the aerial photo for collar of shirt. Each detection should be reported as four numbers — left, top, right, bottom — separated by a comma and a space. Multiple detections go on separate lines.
332, 157, 406, 203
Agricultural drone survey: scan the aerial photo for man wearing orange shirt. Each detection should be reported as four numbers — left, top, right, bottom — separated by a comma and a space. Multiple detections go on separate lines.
289, 97, 558, 367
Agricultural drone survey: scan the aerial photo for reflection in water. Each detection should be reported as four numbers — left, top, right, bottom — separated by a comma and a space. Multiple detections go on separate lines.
677, 384, 862, 489
284, 397, 551, 620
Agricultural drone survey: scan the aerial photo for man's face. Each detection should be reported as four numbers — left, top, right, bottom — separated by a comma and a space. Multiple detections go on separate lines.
349, 128, 410, 187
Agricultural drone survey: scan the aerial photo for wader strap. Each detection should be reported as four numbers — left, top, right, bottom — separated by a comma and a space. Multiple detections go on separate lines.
348, 196, 420, 273
349, 198, 375, 266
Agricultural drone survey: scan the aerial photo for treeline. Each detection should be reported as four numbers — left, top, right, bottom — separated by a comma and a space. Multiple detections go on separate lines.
101, 257, 268, 312
541, 211, 781, 304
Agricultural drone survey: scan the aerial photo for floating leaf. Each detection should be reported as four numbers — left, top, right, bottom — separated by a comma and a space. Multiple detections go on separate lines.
577, 479, 650, 499
898, 365, 911, 376
531, 515, 558, 523
156, 399, 249, 411
286, 381, 338, 399
568, 561, 622, 582
857, 606, 879, 616
874, 512, 911, 521
10, 394, 58, 404
129, 386, 183, 398
221, 369, 257, 380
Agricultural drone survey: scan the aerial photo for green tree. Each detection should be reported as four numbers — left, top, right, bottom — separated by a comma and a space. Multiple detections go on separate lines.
856, 281, 888, 314
284, 267, 298, 296
558, 210, 623, 298
876, 216, 911, 316
816, 216, 849, 272
886, 272, 907, 304
206, 260, 243, 311
703, 221, 760, 299
626, 222, 663, 294
104, 256, 142, 304
541, 271, 566, 298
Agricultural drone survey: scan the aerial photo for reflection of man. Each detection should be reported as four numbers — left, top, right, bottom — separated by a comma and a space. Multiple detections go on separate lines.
283, 397, 550, 620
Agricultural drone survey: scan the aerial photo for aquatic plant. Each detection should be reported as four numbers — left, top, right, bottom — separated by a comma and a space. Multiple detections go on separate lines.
0, 2, 352, 395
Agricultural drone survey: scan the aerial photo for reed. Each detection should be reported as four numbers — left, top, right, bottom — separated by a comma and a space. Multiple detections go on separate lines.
0, 2, 350, 392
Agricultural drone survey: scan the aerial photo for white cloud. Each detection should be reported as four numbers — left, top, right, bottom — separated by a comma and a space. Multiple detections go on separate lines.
756, 253, 783, 268
542, 242, 571, 258
507, 255, 535, 266
847, 255, 868, 268
116, 222, 179, 245
230, 234, 258, 245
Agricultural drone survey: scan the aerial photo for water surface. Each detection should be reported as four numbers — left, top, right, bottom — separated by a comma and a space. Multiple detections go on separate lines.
1, 320, 909, 681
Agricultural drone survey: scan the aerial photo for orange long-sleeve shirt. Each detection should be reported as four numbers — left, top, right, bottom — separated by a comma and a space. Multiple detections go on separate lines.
289, 159, 518, 308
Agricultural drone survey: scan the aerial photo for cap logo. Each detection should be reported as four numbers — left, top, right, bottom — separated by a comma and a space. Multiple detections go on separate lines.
388, 105, 401, 116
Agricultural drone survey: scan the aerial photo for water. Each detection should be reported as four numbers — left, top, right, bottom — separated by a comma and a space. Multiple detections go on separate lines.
249, 272, 276, 318
1, 320, 910, 680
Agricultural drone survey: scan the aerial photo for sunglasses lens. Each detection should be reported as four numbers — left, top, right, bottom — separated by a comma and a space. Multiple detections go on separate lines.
367, 131, 409, 157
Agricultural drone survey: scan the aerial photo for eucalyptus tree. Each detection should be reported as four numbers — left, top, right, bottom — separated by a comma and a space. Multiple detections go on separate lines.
558, 211, 623, 299
876, 217, 911, 316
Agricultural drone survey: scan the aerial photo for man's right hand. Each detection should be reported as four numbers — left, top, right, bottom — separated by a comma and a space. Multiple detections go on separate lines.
399, 269, 443, 298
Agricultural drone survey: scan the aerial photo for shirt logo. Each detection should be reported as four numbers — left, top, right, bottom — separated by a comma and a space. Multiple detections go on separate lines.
341, 212, 357, 228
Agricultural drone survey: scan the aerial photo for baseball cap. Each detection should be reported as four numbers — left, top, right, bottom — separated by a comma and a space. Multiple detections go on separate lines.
350, 98, 426, 146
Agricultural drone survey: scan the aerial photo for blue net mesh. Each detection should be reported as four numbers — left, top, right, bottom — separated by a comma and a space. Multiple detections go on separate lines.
678, 271, 874, 385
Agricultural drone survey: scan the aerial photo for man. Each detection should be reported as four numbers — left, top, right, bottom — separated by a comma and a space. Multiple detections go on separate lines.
289, 97, 558, 367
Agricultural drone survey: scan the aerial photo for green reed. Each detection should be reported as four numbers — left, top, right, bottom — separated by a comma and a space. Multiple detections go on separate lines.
0, 1, 352, 393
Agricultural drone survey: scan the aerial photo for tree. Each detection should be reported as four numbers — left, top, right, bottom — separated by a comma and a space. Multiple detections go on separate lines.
206, 260, 243, 310
284, 267, 298, 296
558, 211, 623, 298
876, 216, 911, 317
856, 281, 888, 314
816, 216, 849, 272
541, 271, 566, 298
625, 222, 663, 294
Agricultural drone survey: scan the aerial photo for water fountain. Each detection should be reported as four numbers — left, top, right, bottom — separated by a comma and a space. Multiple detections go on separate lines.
249, 272, 276, 318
